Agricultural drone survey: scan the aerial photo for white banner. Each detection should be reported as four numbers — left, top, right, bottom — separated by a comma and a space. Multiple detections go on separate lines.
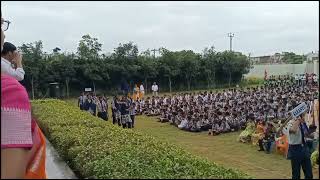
85, 88, 92, 92
291, 102, 308, 118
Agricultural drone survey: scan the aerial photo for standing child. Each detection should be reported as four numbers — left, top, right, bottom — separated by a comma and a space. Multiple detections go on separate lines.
129, 102, 136, 128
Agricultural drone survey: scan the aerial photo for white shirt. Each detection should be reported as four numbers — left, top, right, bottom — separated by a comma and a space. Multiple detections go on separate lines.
152, 84, 158, 92
140, 85, 145, 92
282, 120, 303, 145
178, 119, 188, 129
1, 57, 25, 81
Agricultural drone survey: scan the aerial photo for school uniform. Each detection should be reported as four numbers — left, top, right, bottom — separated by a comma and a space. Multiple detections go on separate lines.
129, 107, 136, 128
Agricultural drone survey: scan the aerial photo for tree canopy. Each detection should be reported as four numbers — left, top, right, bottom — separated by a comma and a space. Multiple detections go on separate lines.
18, 35, 251, 98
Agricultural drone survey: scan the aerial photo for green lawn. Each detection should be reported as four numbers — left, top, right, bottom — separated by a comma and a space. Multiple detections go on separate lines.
133, 115, 319, 179
62, 94, 319, 179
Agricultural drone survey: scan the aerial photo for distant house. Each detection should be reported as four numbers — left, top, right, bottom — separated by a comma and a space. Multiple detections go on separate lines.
250, 53, 284, 64
306, 51, 319, 62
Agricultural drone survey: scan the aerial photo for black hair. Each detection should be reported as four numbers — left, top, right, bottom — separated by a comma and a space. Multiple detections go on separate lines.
1, 42, 17, 55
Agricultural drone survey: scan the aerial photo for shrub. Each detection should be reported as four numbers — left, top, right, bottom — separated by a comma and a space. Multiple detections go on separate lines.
32, 99, 250, 179
241, 77, 264, 86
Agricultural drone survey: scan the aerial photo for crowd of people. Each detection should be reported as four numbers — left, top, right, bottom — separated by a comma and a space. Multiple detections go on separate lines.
264, 73, 318, 88
133, 77, 318, 135
78, 92, 109, 121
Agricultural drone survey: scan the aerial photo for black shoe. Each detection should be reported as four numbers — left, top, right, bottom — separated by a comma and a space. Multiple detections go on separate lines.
258, 149, 264, 151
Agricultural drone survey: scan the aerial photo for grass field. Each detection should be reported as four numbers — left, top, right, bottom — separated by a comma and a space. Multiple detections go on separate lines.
62, 94, 319, 179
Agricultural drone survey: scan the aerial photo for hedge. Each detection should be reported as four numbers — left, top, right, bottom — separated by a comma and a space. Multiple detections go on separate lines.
31, 99, 251, 179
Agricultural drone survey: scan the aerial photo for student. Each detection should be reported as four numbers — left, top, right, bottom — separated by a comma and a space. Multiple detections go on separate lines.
78, 92, 86, 110
120, 96, 131, 128
129, 102, 136, 128
178, 115, 188, 130
111, 96, 117, 124
1, 42, 25, 81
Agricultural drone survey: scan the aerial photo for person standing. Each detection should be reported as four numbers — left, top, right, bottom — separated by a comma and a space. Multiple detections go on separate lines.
302, 73, 306, 88
133, 84, 140, 101
78, 92, 86, 110
1, 42, 25, 81
152, 82, 159, 96
280, 114, 313, 179
129, 102, 136, 128
140, 83, 145, 99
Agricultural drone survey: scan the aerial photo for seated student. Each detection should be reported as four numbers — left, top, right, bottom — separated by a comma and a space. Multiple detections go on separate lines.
178, 116, 188, 130
262, 122, 276, 154
201, 115, 211, 131
211, 121, 222, 136
190, 120, 201, 132
275, 129, 289, 155
238, 118, 256, 143
252, 121, 266, 147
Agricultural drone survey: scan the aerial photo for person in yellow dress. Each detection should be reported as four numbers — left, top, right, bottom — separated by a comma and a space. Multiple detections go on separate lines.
133, 84, 140, 101
251, 121, 266, 146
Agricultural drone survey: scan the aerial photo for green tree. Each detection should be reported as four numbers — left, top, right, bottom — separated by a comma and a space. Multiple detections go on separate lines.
178, 50, 200, 90
282, 52, 305, 64
19, 41, 45, 99
159, 48, 181, 93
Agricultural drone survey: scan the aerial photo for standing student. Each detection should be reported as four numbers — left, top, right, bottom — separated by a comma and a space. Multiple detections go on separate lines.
281, 114, 313, 179
101, 96, 108, 121
78, 92, 86, 110
96, 96, 103, 119
152, 82, 159, 96
129, 102, 136, 128
111, 96, 117, 124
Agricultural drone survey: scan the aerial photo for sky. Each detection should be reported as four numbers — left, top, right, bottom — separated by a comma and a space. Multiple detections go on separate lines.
2, 1, 319, 57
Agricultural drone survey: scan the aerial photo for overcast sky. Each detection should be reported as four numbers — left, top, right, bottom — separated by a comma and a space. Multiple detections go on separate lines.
2, 1, 319, 57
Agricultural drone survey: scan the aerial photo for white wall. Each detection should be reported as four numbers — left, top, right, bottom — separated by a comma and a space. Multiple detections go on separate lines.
245, 62, 319, 78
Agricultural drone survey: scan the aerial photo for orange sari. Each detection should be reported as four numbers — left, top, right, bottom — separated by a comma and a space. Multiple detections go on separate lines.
25, 120, 47, 179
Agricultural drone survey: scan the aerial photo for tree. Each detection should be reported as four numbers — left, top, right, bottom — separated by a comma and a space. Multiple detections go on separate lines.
282, 52, 305, 64
159, 48, 181, 93
137, 51, 158, 93
178, 50, 200, 90
19, 41, 44, 99
201, 46, 217, 88
77, 34, 102, 60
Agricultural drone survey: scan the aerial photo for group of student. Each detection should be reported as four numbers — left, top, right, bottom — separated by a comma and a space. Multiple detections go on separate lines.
132, 79, 318, 137
78, 92, 109, 121
111, 95, 136, 129
265, 73, 318, 88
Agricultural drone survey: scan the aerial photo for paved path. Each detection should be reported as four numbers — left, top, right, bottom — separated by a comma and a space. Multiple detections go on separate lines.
45, 138, 78, 179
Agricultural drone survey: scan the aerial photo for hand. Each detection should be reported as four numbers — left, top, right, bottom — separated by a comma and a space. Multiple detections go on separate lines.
12, 51, 23, 67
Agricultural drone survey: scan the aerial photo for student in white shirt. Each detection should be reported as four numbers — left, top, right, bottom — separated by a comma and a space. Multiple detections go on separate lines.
151, 82, 159, 96
140, 83, 145, 98
178, 118, 188, 130
1, 42, 25, 81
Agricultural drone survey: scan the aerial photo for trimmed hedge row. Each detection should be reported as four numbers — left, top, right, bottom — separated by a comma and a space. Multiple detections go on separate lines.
32, 99, 250, 179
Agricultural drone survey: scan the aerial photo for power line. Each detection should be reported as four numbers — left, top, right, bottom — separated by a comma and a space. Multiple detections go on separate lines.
151, 48, 160, 59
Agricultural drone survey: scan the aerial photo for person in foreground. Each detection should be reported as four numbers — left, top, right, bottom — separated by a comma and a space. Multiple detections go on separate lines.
278, 113, 313, 179
1, 12, 47, 179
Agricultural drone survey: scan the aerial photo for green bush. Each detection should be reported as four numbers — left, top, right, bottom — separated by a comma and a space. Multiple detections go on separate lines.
32, 99, 250, 179
241, 77, 264, 86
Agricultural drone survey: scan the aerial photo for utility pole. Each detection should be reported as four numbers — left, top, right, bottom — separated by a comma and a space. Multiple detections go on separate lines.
151, 48, 160, 59
227, 33, 234, 51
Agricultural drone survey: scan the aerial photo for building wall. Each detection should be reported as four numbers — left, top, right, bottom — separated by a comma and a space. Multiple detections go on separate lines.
245, 61, 319, 78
